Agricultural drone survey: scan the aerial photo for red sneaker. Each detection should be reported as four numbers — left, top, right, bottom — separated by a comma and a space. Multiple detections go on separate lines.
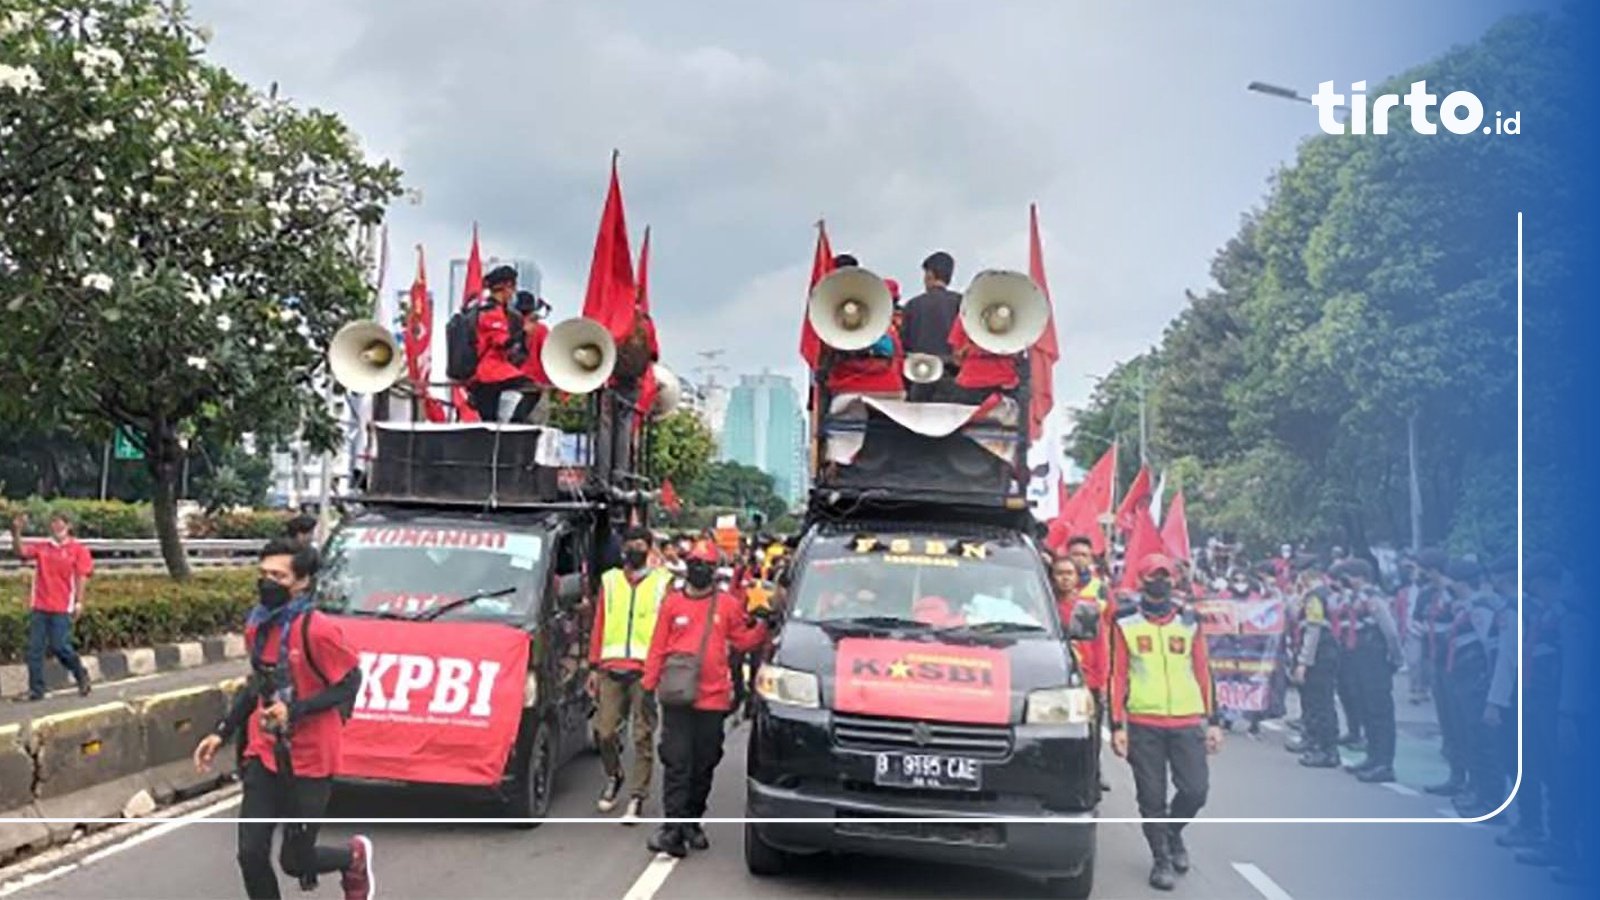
342, 835, 374, 900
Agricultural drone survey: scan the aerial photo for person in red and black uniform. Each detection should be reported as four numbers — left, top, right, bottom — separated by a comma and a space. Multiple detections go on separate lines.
192, 539, 373, 900
642, 541, 768, 858
469, 265, 536, 422
8, 512, 93, 700
514, 291, 553, 388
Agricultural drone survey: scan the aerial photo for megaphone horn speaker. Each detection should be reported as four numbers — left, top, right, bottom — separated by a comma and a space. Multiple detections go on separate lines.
959, 269, 1050, 355
807, 267, 894, 352
650, 364, 683, 419
542, 317, 618, 394
328, 320, 405, 394
903, 353, 944, 384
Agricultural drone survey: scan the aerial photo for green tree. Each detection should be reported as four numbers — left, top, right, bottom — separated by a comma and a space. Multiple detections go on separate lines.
0, 0, 402, 577
647, 410, 716, 490
683, 461, 786, 523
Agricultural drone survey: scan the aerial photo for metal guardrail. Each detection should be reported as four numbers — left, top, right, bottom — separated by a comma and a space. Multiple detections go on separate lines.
0, 538, 265, 573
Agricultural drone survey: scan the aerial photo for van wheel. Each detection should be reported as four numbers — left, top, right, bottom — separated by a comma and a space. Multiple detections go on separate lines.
504, 725, 554, 827
743, 823, 789, 876
1045, 855, 1094, 899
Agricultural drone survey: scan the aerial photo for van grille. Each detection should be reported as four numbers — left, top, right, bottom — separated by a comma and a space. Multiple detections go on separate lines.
832, 714, 1012, 760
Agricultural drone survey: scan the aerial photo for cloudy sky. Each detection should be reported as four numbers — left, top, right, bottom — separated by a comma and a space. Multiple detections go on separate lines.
193, 0, 1546, 409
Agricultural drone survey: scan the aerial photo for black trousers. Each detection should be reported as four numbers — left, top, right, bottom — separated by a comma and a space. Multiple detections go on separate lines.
468, 378, 540, 423
237, 759, 352, 900
1431, 648, 1461, 776
1520, 670, 1561, 840
1301, 648, 1340, 753
1449, 662, 1498, 799
1126, 724, 1209, 857
1336, 641, 1365, 739
659, 706, 726, 820
1352, 632, 1396, 766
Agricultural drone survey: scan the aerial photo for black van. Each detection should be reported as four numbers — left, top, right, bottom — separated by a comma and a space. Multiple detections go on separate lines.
745, 518, 1100, 897
317, 504, 597, 823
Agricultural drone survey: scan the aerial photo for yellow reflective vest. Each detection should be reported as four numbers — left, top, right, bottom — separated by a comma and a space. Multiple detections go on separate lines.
1116, 609, 1208, 720
598, 568, 671, 663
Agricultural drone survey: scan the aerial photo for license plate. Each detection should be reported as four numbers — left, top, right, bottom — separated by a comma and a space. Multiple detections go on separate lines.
873, 752, 982, 791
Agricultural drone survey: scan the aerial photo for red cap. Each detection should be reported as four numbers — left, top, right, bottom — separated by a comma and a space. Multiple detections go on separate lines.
1139, 553, 1176, 579
883, 277, 901, 302
687, 540, 719, 563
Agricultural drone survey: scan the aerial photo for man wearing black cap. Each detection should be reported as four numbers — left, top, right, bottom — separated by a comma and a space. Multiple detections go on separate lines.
1332, 558, 1402, 782
468, 265, 536, 422
900, 251, 962, 402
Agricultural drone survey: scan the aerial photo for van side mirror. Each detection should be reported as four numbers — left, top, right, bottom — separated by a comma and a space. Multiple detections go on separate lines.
555, 573, 585, 609
1066, 600, 1100, 641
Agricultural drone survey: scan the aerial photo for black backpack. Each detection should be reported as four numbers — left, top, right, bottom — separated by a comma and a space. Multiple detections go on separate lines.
298, 611, 358, 722
445, 302, 527, 381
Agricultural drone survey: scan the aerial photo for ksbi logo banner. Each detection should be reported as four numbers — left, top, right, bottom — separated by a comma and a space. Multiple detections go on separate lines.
0, 1, 1595, 900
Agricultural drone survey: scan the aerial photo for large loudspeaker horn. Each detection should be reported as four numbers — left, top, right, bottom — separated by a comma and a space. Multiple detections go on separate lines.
650, 364, 682, 419
807, 267, 894, 351
903, 353, 944, 384
542, 316, 617, 394
959, 269, 1049, 355
328, 320, 404, 393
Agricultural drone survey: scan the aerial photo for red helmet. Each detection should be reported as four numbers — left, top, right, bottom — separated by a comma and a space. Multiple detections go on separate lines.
687, 540, 719, 564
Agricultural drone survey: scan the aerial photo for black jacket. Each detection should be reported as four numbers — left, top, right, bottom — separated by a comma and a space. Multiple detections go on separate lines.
900, 286, 962, 358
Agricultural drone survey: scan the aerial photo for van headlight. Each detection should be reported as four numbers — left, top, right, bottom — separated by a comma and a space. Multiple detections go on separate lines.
524, 672, 539, 708
754, 664, 820, 709
1025, 686, 1095, 725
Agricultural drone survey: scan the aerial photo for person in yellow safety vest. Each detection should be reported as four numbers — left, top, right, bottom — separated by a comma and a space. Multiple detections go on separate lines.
1109, 552, 1225, 892
587, 526, 673, 821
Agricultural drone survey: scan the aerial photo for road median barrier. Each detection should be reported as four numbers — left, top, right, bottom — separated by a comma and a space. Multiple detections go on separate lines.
0, 722, 48, 860
133, 684, 233, 803
27, 702, 147, 842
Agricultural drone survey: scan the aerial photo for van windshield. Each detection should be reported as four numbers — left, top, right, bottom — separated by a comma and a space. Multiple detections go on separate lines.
789, 532, 1058, 636
318, 523, 546, 621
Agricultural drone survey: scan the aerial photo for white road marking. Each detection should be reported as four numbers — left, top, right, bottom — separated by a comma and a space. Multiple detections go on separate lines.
1381, 783, 1421, 797
0, 794, 242, 897
620, 854, 679, 900
1233, 862, 1296, 900
80, 795, 243, 865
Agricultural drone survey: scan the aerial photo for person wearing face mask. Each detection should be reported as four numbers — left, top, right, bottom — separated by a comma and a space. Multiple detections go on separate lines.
1109, 553, 1224, 891
587, 526, 672, 821
192, 538, 372, 900
8, 512, 94, 701
642, 541, 769, 858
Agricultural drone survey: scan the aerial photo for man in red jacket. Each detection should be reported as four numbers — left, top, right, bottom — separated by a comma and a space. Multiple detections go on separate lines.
468, 266, 535, 422
642, 541, 768, 858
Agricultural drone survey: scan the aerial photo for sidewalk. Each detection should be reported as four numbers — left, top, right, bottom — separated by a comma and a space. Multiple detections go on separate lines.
0, 659, 248, 730
1, 633, 247, 719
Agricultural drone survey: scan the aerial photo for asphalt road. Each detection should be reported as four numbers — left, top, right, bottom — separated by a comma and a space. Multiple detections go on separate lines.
0, 709, 1576, 900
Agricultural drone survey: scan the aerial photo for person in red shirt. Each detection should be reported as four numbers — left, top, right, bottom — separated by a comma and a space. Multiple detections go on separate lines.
514, 291, 553, 388
468, 266, 536, 422
946, 315, 1021, 400
642, 541, 768, 858
191, 538, 373, 900
825, 275, 906, 399
8, 512, 94, 700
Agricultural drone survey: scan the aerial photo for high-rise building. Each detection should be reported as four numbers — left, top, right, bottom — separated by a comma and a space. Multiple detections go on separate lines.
720, 371, 808, 507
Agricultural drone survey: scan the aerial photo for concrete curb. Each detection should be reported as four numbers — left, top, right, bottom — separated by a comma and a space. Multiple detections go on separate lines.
1, 635, 245, 700
0, 679, 240, 862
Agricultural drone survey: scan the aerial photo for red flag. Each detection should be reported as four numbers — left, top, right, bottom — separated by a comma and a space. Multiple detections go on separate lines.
1161, 491, 1192, 562
1118, 505, 1166, 591
660, 479, 681, 513
1026, 204, 1060, 441
1115, 465, 1152, 533
452, 223, 485, 422
799, 220, 834, 368
636, 224, 652, 317
1055, 444, 1116, 555
403, 246, 448, 423
582, 152, 638, 343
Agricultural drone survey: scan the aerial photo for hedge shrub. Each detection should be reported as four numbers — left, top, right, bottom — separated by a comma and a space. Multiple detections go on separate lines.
190, 509, 293, 539
3, 498, 156, 539
0, 569, 256, 664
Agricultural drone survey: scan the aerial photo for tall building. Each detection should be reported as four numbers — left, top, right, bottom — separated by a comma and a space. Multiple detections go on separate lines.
721, 371, 808, 507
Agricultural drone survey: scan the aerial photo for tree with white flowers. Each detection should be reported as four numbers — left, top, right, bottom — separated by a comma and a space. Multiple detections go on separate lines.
0, 0, 403, 577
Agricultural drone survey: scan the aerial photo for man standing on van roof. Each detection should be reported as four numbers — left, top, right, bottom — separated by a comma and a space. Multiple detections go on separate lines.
1109, 552, 1224, 892
588, 526, 673, 821
899, 251, 962, 402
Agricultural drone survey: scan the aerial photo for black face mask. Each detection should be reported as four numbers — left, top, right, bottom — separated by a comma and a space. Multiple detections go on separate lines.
624, 548, 649, 570
1141, 578, 1173, 612
685, 561, 715, 591
257, 578, 293, 609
